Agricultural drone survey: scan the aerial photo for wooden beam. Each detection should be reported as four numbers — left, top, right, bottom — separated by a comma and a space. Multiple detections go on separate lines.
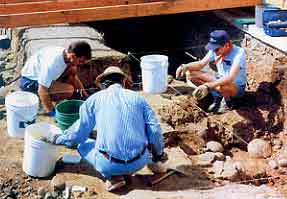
0, 0, 161, 14
0, 0, 48, 3
0, 0, 262, 28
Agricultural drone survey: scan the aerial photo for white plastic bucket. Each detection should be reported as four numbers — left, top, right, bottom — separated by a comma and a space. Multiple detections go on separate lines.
23, 122, 61, 177
5, 91, 39, 138
140, 54, 169, 93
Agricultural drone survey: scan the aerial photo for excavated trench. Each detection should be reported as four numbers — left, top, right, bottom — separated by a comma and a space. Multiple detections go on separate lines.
1, 11, 286, 199
89, 11, 286, 152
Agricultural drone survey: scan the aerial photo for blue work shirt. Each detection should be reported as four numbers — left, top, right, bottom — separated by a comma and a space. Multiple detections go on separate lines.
208, 45, 247, 86
56, 84, 164, 162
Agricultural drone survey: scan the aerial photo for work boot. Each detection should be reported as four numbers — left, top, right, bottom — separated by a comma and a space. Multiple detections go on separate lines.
207, 97, 230, 113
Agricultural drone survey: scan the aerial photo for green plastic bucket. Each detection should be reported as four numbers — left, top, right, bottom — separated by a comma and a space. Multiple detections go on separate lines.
55, 100, 84, 131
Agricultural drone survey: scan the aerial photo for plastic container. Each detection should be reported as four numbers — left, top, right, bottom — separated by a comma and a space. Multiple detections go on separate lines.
256, 4, 280, 28
55, 100, 84, 130
140, 55, 169, 93
263, 9, 287, 37
5, 91, 39, 138
23, 122, 61, 177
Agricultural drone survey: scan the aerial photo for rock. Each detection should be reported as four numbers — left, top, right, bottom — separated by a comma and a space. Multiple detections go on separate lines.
220, 161, 240, 180
206, 141, 224, 152
212, 161, 224, 177
71, 185, 87, 193
215, 152, 225, 161
44, 192, 53, 199
225, 156, 232, 161
272, 139, 282, 150
233, 162, 244, 172
269, 160, 279, 169
37, 187, 48, 197
197, 152, 216, 166
63, 186, 71, 199
278, 159, 287, 167
50, 176, 66, 192
248, 139, 272, 158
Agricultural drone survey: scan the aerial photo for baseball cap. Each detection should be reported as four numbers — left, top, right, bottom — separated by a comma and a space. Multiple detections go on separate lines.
205, 30, 230, 51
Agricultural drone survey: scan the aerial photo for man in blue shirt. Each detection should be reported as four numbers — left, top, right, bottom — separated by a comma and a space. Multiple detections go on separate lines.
46, 66, 165, 191
176, 30, 247, 113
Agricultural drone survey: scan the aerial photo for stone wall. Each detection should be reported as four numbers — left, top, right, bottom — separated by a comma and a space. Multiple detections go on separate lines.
243, 34, 287, 132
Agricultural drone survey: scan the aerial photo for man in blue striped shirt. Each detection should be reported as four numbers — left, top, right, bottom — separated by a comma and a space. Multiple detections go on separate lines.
48, 66, 165, 191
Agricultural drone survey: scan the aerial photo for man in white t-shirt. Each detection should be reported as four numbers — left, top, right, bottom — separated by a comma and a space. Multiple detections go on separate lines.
20, 41, 91, 116
176, 30, 247, 113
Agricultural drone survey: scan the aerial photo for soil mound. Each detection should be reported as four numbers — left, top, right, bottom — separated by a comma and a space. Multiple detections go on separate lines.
158, 96, 206, 128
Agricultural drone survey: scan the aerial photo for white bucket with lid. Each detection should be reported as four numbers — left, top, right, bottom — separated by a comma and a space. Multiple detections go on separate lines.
23, 122, 61, 177
140, 54, 169, 93
5, 91, 39, 138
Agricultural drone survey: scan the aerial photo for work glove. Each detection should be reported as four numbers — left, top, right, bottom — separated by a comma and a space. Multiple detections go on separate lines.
148, 152, 168, 174
47, 109, 56, 117
192, 84, 209, 101
152, 152, 168, 163
176, 64, 188, 79
40, 132, 61, 145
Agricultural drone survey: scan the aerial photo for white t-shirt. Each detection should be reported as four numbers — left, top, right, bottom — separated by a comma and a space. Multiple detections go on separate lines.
21, 46, 67, 88
208, 45, 247, 86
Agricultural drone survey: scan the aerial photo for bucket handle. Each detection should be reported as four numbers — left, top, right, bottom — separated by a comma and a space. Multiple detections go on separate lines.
19, 119, 36, 128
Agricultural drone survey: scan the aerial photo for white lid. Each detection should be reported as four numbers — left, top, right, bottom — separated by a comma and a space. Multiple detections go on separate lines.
62, 153, 81, 164
5, 91, 39, 107
140, 54, 168, 63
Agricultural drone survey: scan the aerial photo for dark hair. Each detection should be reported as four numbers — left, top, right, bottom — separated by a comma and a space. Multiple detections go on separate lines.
101, 73, 124, 88
68, 41, 92, 59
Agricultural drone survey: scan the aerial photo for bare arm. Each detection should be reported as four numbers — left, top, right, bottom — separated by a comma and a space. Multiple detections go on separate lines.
38, 84, 54, 112
206, 62, 240, 89
185, 53, 211, 72
68, 74, 88, 97
176, 52, 211, 79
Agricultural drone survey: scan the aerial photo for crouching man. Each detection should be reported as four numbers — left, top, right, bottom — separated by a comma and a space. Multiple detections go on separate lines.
20, 41, 91, 116
176, 30, 247, 113
43, 66, 165, 191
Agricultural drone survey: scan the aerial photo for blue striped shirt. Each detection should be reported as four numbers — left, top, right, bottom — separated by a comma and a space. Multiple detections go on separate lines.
56, 84, 164, 161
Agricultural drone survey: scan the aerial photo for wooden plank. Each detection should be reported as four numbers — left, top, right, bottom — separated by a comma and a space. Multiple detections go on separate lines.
0, 0, 161, 14
0, 0, 48, 3
0, 0, 262, 28
0, 0, 157, 5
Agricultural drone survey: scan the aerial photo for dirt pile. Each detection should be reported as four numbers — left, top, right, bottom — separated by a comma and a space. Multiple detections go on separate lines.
158, 96, 206, 128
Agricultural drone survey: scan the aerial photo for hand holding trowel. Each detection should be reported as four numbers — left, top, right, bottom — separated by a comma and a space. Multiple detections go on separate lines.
145, 147, 192, 186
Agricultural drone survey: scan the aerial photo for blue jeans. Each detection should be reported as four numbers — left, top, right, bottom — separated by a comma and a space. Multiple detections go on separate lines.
19, 76, 38, 93
77, 138, 152, 180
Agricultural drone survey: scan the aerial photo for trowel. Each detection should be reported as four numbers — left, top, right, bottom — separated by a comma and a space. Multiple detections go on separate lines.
146, 167, 188, 186
144, 160, 191, 186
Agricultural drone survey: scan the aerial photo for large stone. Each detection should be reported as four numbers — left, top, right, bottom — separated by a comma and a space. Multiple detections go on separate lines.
50, 175, 66, 192
215, 152, 225, 161
268, 160, 279, 169
197, 152, 216, 166
278, 159, 287, 167
206, 141, 224, 152
247, 139, 272, 158
220, 161, 240, 180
